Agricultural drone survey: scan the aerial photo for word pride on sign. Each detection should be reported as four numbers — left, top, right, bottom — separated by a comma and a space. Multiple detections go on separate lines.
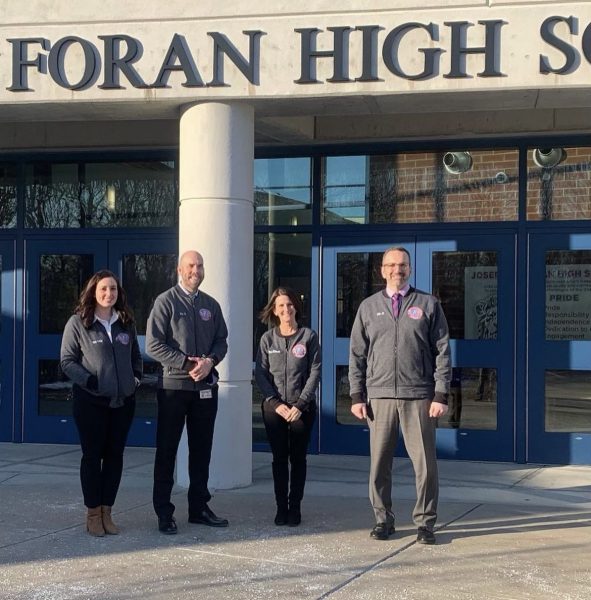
6, 15, 591, 91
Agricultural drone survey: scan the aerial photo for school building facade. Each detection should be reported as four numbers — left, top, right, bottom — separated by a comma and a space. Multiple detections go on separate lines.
1, 1, 591, 487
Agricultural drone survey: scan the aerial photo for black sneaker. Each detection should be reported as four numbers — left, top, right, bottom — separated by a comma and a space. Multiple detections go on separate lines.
416, 527, 436, 544
158, 517, 177, 535
370, 522, 395, 540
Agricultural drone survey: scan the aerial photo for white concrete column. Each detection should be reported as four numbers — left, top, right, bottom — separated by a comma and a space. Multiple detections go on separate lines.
176, 101, 254, 489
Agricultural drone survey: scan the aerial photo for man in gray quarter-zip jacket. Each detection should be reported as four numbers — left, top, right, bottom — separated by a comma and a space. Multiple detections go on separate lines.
146, 250, 228, 535
349, 247, 451, 545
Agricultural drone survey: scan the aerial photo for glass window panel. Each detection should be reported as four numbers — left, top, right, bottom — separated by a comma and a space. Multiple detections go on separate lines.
39, 254, 94, 334
527, 146, 591, 221
336, 366, 497, 430
322, 150, 518, 224
252, 381, 267, 444
545, 250, 591, 341
336, 252, 384, 338
122, 254, 178, 335
25, 160, 177, 228
254, 158, 312, 225
432, 251, 498, 340
335, 365, 360, 425
38, 359, 72, 416
253, 233, 312, 356
545, 370, 591, 432
0, 163, 17, 228
443, 367, 497, 430
135, 361, 159, 419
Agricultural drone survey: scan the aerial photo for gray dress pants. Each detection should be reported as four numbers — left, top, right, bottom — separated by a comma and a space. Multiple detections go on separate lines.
367, 398, 438, 530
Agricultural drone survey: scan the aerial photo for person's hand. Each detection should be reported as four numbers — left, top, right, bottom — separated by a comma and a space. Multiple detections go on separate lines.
275, 404, 291, 421
429, 401, 448, 418
286, 406, 302, 422
188, 356, 213, 382
351, 403, 368, 420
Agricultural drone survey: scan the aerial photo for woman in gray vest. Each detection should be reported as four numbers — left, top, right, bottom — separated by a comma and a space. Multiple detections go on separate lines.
61, 270, 142, 537
255, 287, 321, 526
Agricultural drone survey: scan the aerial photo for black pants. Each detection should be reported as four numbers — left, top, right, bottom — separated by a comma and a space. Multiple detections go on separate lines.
153, 388, 218, 520
261, 402, 316, 509
72, 386, 135, 508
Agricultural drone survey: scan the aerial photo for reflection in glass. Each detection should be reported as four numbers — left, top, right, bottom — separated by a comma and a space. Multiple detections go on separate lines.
123, 254, 177, 335
545, 250, 591, 341
253, 233, 312, 356
135, 361, 160, 419
25, 160, 177, 228
38, 360, 72, 416
335, 366, 359, 425
527, 147, 591, 221
254, 158, 312, 225
432, 251, 498, 340
252, 381, 267, 444
336, 365, 497, 429
545, 370, 591, 432
40, 254, 94, 334
322, 150, 518, 224
336, 252, 384, 338
443, 368, 497, 430
0, 163, 17, 228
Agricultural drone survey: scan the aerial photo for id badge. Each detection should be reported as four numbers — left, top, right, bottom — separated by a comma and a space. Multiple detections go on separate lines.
200, 389, 213, 399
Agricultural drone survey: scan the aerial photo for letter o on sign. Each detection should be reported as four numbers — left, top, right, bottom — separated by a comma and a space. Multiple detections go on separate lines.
48, 36, 100, 90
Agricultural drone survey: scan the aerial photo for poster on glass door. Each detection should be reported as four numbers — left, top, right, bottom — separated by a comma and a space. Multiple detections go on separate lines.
545, 265, 591, 341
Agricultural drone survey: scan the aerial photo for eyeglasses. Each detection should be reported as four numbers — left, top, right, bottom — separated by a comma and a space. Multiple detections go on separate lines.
382, 263, 409, 269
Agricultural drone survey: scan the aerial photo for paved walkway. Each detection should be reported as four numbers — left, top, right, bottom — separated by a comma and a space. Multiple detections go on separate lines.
1, 443, 590, 599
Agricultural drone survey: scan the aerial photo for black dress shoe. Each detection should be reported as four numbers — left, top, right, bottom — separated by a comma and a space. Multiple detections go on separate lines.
274, 508, 288, 526
158, 517, 177, 535
188, 506, 229, 527
370, 522, 395, 540
416, 527, 436, 545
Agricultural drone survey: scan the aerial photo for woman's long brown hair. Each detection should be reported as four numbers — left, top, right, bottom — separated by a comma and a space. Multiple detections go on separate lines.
75, 269, 134, 328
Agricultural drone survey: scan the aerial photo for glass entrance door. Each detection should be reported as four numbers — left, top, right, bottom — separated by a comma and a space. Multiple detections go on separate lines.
528, 233, 591, 464
23, 237, 177, 445
0, 241, 15, 442
320, 234, 515, 461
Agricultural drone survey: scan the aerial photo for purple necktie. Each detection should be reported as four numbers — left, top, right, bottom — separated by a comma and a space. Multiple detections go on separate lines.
392, 293, 401, 318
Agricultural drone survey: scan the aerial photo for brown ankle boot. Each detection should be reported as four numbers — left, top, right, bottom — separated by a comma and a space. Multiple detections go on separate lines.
101, 505, 120, 535
87, 506, 105, 537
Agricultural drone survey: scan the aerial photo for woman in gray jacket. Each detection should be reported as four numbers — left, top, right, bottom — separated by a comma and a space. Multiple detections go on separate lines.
61, 270, 142, 537
255, 287, 321, 527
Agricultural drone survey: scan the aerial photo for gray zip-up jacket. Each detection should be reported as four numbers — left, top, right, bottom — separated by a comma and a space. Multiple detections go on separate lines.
349, 288, 451, 402
146, 285, 228, 391
60, 314, 142, 405
255, 327, 321, 412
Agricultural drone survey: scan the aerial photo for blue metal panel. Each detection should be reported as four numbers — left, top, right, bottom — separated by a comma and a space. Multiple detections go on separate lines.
0, 241, 15, 441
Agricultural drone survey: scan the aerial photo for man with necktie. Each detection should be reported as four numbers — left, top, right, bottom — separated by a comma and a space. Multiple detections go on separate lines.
349, 246, 451, 544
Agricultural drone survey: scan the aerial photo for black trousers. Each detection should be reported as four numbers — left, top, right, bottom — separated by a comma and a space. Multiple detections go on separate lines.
261, 402, 316, 509
72, 386, 135, 508
153, 388, 218, 520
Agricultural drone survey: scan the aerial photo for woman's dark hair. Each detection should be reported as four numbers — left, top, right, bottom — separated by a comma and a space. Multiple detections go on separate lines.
259, 287, 303, 326
75, 269, 134, 328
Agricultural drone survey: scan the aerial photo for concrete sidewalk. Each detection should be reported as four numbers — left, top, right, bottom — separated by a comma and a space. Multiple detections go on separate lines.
0, 444, 590, 600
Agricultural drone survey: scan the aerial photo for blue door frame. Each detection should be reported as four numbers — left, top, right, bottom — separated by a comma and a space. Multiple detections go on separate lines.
528, 233, 591, 464
0, 241, 16, 442
320, 234, 516, 461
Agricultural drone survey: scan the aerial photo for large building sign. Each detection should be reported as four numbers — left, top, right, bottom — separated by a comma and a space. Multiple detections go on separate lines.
3, 14, 591, 93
